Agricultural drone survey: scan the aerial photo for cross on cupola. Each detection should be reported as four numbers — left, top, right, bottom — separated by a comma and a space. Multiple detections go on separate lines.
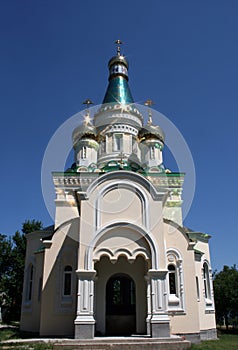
82, 99, 94, 126
144, 99, 154, 126
102, 40, 134, 104
115, 39, 123, 56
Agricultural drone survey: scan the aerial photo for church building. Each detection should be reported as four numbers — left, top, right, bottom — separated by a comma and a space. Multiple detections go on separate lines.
20, 43, 217, 343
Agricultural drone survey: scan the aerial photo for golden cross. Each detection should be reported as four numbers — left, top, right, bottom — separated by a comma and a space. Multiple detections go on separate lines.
144, 99, 154, 126
115, 39, 123, 56
82, 99, 94, 125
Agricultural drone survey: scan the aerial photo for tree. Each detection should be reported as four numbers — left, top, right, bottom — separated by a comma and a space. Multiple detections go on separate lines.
213, 265, 238, 329
0, 234, 12, 321
0, 220, 43, 322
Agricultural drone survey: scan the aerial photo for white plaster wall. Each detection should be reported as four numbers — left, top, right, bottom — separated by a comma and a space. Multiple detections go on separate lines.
20, 231, 50, 333
164, 223, 201, 335
39, 221, 78, 336
54, 200, 79, 229
101, 187, 143, 227
194, 240, 216, 332
163, 206, 183, 226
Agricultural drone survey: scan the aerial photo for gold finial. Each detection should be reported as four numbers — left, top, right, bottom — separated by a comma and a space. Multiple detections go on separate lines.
144, 99, 154, 107
82, 99, 94, 125
114, 39, 123, 56
83, 99, 94, 107
144, 99, 154, 126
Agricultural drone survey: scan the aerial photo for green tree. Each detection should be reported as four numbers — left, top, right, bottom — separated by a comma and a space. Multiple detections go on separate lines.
213, 265, 238, 329
0, 220, 43, 322
0, 234, 12, 320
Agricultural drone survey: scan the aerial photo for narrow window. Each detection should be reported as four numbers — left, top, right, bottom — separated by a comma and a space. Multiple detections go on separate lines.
38, 276, 42, 301
80, 146, 87, 159
196, 276, 200, 300
27, 265, 34, 301
150, 146, 156, 159
63, 266, 72, 296
168, 264, 177, 295
203, 263, 211, 299
101, 140, 106, 154
113, 134, 123, 151
132, 137, 137, 154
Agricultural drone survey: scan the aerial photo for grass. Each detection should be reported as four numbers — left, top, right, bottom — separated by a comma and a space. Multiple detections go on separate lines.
0, 327, 21, 341
1, 326, 238, 350
0, 326, 53, 349
191, 332, 238, 350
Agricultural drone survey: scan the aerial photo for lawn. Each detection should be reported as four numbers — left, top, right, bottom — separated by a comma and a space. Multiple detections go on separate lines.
0, 326, 53, 349
1, 326, 238, 350
191, 333, 238, 350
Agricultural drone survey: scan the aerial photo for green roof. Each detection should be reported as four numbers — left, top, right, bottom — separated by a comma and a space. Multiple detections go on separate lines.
102, 76, 134, 104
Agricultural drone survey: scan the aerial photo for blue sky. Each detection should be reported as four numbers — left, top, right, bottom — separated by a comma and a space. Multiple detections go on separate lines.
0, 0, 237, 272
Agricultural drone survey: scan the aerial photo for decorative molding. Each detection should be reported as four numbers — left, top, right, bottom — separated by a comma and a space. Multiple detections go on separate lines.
85, 222, 159, 270
93, 246, 150, 263
94, 179, 150, 231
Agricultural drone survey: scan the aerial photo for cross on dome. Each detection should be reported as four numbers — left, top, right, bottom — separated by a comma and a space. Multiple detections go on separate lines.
82, 99, 94, 125
144, 99, 154, 126
114, 39, 123, 56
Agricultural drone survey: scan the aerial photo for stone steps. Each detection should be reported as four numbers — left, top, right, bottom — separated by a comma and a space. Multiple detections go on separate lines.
2, 337, 191, 350
52, 337, 191, 350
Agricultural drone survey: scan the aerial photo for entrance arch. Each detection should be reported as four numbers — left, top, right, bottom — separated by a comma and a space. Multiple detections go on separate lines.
106, 274, 136, 335
95, 255, 148, 336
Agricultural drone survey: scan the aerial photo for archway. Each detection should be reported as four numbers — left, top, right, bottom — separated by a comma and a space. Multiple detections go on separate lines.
94, 255, 148, 336
106, 274, 136, 335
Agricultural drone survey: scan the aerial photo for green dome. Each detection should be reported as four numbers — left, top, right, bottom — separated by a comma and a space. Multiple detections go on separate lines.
102, 54, 134, 104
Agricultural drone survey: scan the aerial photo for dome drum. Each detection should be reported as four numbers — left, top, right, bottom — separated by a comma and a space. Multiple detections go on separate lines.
74, 138, 99, 152
94, 105, 143, 131
139, 138, 164, 150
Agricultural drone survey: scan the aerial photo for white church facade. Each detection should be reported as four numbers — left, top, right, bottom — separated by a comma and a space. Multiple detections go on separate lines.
20, 44, 217, 343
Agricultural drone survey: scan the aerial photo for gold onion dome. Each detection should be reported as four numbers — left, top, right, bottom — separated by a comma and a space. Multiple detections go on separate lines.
138, 124, 165, 144
72, 122, 97, 148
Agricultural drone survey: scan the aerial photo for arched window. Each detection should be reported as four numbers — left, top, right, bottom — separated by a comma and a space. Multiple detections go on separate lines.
202, 261, 215, 311
167, 250, 185, 312
26, 264, 34, 301
63, 266, 72, 296
203, 262, 211, 301
168, 264, 177, 295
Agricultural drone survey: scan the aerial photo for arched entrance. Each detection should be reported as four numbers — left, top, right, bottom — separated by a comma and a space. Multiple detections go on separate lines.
106, 274, 136, 335
94, 255, 148, 336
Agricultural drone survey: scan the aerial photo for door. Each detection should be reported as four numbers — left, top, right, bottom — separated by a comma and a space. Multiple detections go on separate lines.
106, 274, 136, 336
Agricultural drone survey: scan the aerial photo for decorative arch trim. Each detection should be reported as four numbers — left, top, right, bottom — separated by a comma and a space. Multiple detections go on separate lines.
94, 180, 150, 230
86, 170, 168, 201
93, 246, 150, 264
85, 222, 159, 270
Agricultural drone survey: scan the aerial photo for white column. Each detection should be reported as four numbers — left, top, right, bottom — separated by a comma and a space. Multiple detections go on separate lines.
145, 275, 152, 336
74, 270, 96, 339
148, 269, 170, 338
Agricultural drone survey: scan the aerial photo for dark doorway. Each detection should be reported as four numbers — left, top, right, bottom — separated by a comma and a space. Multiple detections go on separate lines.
106, 274, 136, 335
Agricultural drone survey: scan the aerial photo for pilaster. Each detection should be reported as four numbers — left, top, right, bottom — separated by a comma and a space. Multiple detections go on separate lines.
148, 269, 170, 338
74, 270, 96, 339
